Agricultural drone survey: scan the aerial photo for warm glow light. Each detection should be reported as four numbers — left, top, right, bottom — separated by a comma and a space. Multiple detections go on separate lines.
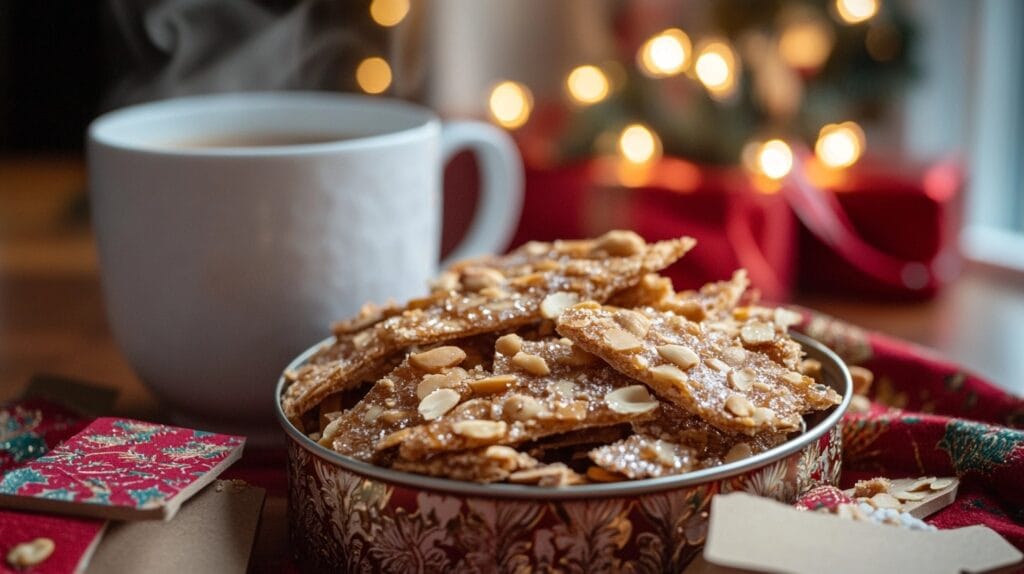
566, 65, 610, 104
369, 0, 410, 27
488, 81, 533, 129
757, 139, 794, 180
695, 41, 738, 98
356, 57, 392, 94
638, 29, 691, 77
778, 17, 835, 70
815, 121, 866, 169
618, 123, 662, 165
835, 0, 879, 24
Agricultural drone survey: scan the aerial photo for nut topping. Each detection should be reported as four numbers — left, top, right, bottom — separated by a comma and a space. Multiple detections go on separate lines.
409, 346, 467, 373
469, 374, 517, 395
740, 321, 775, 345
724, 394, 754, 417
6, 538, 55, 568
511, 352, 551, 376
495, 333, 523, 355
541, 292, 581, 320
418, 388, 461, 420
614, 309, 651, 338
656, 344, 700, 370
604, 328, 643, 352
605, 385, 660, 414
594, 230, 646, 256
461, 267, 506, 291
728, 368, 756, 391
724, 442, 753, 463
452, 419, 508, 440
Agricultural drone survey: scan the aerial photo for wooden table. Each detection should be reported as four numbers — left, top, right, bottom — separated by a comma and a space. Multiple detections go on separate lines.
1, 156, 1022, 569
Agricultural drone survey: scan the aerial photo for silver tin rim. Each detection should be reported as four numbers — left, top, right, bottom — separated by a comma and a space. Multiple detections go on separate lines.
276, 332, 851, 500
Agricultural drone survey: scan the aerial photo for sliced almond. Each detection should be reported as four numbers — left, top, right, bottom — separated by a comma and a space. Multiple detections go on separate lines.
452, 419, 508, 440
541, 292, 581, 320
657, 344, 700, 370
495, 333, 523, 355
721, 346, 747, 367
724, 442, 753, 463
728, 368, 756, 391
929, 478, 954, 490
503, 394, 544, 421
649, 364, 688, 387
469, 374, 517, 395
6, 538, 55, 568
418, 388, 461, 420
409, 346, 467, 373
318, 417, 346, 447
362, 405, 384, 424
461, 267, 506, 291
740, 321, 775, 345
724, 394, 754, 417
416, 368, 468, 399
605, 385, 659, 414
892, 491, 926, 501
783, 371, 806, 386
551, 380, 577, 397
511, 352, 551, 376
509, 463, 583, 486
752, 406, 776, 426
706, 357, 730, 373
604, 327, 643, 352
906, 477, 936, 492
594, 229, 646, 256
615, 309, 651, 338
869, 492, 902, 509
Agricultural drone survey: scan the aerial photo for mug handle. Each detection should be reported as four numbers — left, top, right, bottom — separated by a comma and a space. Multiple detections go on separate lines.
439, 121, 524, 266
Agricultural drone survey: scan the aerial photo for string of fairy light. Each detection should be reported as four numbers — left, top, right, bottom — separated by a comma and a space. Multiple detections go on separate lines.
356, 0, 879, 181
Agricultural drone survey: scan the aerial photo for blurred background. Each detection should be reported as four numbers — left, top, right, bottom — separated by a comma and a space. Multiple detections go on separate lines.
1, 0, 1022, 407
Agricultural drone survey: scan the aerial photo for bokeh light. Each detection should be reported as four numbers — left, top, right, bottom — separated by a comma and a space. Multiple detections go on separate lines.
757, 139, 794, 180
778, 16, 835, 70
618, 123, 662, 165
356, 57, 392, 94
488, 81, 533, 129
369, 0, 410, 27
638, 29, 692, 77
815, 121, 866, 169
835, 0, 879, 24
695, 40, 738, 98
566, 65, 610, 105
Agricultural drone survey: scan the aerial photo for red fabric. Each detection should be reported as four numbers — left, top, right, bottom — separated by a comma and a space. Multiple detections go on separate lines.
799, 309, 1024, 550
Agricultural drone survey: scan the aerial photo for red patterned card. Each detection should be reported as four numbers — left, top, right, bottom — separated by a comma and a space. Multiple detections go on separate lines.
0, 418, 244, 521
0, 511, 104, 574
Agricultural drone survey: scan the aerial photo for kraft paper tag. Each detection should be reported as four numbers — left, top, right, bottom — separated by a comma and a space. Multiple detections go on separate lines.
85, 480, 265, 574
701, 493, 1022, 574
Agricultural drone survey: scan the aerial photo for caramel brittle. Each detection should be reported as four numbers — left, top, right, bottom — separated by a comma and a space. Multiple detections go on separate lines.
556, 303, 840, 434
588, 435, 698, 479
392, 445, 539, 483
281, 232, 694, 418
390, 338, 660, 461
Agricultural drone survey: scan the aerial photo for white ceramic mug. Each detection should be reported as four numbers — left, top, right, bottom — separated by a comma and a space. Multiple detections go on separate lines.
88, 92, 522, 436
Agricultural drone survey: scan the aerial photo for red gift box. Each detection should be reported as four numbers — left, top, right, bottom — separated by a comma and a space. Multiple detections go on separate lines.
793, 157, 964, 299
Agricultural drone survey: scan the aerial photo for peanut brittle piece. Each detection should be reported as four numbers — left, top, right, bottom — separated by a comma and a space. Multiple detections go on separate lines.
391, 337, 661, 461
556, 303, 841, 434
391, 445, 539, 483
611, 270, 750, 322
281, 232, 695, 418
588, 435, 698, 479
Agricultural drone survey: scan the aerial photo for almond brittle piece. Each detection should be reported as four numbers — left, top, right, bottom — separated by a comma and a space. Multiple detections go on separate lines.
391, 445, 539, 483
556, 303, 841, 434
390, 338, 661, 461
588, 435, 698, 479
281, 232, 695, 418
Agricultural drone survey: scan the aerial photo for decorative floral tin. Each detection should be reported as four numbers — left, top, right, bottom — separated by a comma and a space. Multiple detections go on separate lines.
277, 334, 851, 573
